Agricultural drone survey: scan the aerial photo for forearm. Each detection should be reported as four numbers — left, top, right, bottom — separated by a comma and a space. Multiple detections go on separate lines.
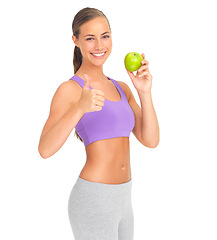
38, 102, 84, 158
138, 90, 159, 147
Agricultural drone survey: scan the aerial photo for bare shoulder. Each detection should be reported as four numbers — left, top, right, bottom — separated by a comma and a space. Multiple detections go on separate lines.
52, 80, 81, 106
49, 79, 82, 115
58, 79, 81, 97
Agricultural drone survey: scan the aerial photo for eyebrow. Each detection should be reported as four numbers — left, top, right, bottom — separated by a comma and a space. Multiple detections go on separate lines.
84, 31, 110, 37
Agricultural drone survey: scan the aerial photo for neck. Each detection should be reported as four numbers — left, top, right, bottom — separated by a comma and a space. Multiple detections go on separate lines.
76, 61, 106, 82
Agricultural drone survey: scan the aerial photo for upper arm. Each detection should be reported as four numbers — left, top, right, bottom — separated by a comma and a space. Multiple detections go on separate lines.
39, 80, 80, 139
118, 81, 144, 145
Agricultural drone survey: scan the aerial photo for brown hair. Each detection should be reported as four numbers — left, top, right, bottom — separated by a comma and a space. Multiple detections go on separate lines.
72, 7, 111, 143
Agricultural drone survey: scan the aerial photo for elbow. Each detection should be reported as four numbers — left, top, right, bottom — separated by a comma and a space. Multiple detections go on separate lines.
142, 137, 160, 148
38, 148, 48, 159
38, 144, 50, 159
147, 141, 159, 148
39, 153, 49, 159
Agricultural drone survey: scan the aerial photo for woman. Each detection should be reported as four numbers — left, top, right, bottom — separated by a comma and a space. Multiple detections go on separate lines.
38, 7, 159, 240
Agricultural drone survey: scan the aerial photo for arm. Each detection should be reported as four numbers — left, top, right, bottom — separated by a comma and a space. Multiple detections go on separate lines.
38, 81, 84, 159
137, 90, 159, 148
122, 53, 160, 148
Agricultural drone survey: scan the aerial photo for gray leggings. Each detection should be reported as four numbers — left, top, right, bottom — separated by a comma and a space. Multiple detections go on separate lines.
68, 177, 134, 240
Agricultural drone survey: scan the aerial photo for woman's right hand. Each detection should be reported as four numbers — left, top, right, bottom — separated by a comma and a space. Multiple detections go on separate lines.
78, 74, 105, 114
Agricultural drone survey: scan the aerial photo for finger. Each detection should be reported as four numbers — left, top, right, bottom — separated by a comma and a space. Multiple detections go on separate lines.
83, 74, 90, 88
96, 95, 105, 102
93, 89, 105, 97
138, 71, 149, 77
84, 73, 88, 80
138, 65, 149, 72
95, 99, 105, 106
141, 59, 149, 65
95, 105, 103, 111
127, 69, 135, 79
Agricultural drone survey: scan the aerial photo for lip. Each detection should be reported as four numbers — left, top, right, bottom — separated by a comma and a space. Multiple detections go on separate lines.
90, 51, 107, 59
91, 51, 106, 54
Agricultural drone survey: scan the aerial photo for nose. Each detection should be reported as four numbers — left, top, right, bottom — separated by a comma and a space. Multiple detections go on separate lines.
94, 38, 103, 51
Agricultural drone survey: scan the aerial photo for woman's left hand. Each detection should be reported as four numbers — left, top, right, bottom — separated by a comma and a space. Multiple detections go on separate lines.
126, 53, 152, 94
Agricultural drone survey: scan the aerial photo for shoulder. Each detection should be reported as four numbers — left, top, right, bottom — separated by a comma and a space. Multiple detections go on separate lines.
51, 79, 81, 107
116, 80, 132, 102
59, 79, 82, 96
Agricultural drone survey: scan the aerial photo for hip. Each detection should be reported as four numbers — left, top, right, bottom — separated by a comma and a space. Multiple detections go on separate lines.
68, 176, 132, 216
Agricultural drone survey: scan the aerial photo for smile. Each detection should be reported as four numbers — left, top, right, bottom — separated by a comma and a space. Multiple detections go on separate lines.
91, 52, 106, 58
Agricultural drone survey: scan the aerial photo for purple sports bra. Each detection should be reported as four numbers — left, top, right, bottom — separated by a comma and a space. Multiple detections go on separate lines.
70, 75, 135, 146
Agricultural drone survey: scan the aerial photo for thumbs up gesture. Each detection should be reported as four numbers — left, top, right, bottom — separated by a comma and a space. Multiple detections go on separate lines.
83, 74, 90, 89
78, 74, 105, 113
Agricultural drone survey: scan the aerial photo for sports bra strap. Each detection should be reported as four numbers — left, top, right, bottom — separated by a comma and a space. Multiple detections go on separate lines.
70, 75, 128, 101
70, 75, 85, 88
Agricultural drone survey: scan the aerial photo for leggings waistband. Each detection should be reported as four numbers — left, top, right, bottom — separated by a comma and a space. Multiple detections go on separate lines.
74, 177, 132, 195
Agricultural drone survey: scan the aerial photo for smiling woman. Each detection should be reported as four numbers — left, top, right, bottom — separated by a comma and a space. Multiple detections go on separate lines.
72, 14, 112, 74
67, 8, 135, 240
38, 6, 159, 240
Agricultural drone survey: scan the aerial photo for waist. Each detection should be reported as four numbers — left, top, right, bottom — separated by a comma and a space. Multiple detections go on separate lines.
80, 137, 131, 184
79, 157, 131, 184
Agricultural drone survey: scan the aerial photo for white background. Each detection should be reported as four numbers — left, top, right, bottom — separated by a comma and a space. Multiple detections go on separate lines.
1, 0, 217, 239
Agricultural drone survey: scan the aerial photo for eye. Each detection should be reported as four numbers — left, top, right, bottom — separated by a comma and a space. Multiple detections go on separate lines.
103, 35, 110, 39
86, 38, 94, 41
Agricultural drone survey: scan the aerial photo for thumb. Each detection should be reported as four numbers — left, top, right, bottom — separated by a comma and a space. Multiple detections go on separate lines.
127, 69, 135, 82
83, 74, 90, 89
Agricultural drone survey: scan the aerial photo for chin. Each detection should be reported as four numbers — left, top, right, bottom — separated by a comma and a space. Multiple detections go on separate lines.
90, 53, 110, 65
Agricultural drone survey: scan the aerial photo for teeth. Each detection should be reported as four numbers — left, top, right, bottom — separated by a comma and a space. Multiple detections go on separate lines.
92, 52, 105, 56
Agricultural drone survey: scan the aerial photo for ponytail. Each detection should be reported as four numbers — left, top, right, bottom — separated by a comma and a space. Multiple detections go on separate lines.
73, 46, 83, 142
73, 46, 82, 74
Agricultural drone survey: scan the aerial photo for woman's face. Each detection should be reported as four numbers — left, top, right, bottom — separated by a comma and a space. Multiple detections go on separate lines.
72, 16, 112, 67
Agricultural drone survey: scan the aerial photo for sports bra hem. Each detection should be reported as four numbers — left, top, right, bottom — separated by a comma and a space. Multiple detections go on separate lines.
83, 130, 132, 146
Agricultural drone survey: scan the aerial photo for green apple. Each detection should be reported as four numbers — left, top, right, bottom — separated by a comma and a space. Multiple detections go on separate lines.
124, 52, 143, 72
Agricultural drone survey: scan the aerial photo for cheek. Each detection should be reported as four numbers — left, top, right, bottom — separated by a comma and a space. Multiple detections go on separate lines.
80, 43, 93, 54
106, 40, 112, 50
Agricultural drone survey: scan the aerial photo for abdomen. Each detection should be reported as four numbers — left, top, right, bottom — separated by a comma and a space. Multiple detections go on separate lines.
79, 137, 131, 184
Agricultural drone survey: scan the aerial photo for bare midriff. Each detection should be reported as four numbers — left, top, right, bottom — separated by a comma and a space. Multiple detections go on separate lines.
79, 137, 131, 184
